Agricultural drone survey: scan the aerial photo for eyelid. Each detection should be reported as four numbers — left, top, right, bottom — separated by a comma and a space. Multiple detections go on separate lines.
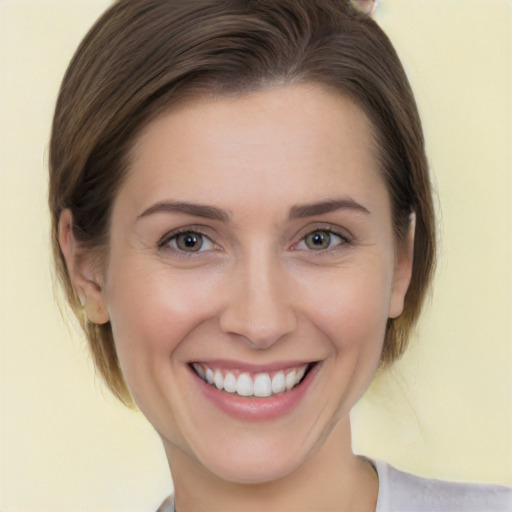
295, 232, 345, 251
157, 226, 218, 252
290, 224, 354, 256
156, 223, 353, 255
293, 223, 352, 244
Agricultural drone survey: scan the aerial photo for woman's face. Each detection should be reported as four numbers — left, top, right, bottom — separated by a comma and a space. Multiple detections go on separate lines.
99, 84, 412, 483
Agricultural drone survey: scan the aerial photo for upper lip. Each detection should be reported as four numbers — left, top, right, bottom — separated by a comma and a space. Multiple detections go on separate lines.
188, 359, 317, 373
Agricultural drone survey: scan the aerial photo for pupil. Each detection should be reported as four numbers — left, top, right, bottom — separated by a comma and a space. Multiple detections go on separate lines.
307, 231, 330, 250
312, 233, 325, 245
177, 232, 202, 251
184, 235, 197, 247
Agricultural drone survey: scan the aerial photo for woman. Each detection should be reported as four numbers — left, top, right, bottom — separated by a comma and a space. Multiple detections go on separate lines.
48, 0, 511, 510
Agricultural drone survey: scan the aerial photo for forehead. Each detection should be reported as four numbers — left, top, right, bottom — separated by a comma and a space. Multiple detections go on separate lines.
121, 84, 386, 217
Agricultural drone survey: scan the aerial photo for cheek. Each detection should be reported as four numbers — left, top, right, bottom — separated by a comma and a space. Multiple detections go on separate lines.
297, 263, 392, 351
105, 262, 223, 371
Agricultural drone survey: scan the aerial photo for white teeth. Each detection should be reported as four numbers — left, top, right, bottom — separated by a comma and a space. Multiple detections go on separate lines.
223, 372, 237, 393
193, 363, 310, 397
236, 373, 254, 397
285, 370, 297, 391
213, 369, 224, 390
253, 373, 272, 397
193, 363, 205, 380
271, 371, 286, 394
296, 365, 307, 382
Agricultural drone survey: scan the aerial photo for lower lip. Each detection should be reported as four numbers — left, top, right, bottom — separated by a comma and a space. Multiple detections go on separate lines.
192, 364, 319, 421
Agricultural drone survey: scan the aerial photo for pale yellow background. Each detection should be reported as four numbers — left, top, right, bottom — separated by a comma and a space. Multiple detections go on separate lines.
1, 0, 511, 510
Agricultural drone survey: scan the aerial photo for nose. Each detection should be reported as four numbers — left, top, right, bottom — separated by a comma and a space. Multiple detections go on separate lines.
219, 251, 297, 349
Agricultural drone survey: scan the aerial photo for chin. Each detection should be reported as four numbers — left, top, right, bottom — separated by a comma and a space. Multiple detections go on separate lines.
199, 445, 310, 485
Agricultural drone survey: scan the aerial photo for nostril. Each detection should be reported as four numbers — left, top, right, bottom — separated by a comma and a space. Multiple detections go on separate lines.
218, 262, 297, 348
219, 306, 297, 349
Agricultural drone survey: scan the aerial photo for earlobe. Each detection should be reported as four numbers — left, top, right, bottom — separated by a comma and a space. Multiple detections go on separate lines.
388, 213, 415, 319
58, 209, 110, 325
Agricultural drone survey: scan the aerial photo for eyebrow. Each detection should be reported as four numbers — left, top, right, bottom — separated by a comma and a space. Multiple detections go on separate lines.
288, 198, 370, 219
137, 201, 230, 222
137, 197, 370, 223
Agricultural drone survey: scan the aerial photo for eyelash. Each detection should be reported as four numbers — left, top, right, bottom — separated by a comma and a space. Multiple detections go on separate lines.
293, 228, 351, 254
157, 228, 216, 255
157, 226, 352, 256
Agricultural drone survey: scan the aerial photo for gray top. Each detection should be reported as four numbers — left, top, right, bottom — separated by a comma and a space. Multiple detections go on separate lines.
373, 460, 512, 512
157, 460, 512, 511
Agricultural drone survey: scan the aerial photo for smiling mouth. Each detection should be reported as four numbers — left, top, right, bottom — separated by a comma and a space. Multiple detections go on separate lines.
191, 362, 314, 398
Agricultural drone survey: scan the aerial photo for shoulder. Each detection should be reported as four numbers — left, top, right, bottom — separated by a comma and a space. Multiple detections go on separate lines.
374, 459, 512, 512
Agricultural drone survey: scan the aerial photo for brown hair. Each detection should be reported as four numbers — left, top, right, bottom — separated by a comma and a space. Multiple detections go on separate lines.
49, 0, 436, 404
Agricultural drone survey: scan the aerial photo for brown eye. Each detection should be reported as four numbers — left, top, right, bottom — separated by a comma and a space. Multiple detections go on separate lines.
175, 232, 204, 252
159, 230, 216, 254
304, 230, 332, 250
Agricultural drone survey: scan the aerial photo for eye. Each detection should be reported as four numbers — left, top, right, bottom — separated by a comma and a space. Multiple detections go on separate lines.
161, 230, 215, 253
298, 229, 347, 251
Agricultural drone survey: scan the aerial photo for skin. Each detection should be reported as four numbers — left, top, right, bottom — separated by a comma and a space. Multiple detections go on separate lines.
60, 84, 414, 511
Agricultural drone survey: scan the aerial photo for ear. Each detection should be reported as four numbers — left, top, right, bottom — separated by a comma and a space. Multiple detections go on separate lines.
58, 209, 110, 324
388, 213, 415, 319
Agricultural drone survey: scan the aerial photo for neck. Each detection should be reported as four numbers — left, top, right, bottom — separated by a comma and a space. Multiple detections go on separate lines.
165, 418, 379, 512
